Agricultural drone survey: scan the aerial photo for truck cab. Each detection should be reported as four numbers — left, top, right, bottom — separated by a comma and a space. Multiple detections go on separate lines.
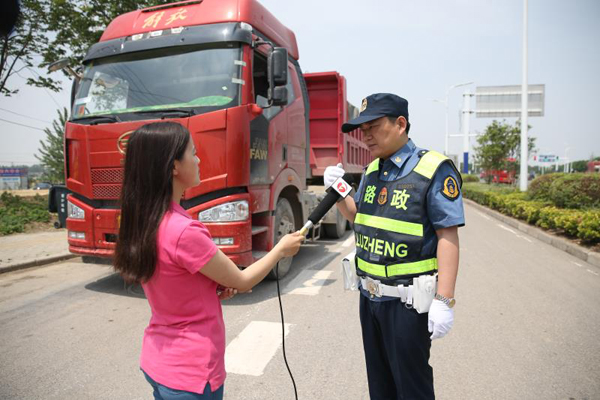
61, 0, 369, 277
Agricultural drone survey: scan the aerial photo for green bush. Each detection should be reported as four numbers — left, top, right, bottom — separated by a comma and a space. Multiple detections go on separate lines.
528, 173, 564, 201
462, 182, 600, 244
547, 173, 600, 209
461, 174, 479, 183
578, 211, 600, 242
0, 192, 50, 235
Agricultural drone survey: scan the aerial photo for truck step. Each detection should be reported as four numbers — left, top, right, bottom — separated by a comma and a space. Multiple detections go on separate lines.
251, 226, 268, 235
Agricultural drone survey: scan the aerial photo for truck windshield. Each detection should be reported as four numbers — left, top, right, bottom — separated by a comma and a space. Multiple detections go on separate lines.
72, 45, 242, 120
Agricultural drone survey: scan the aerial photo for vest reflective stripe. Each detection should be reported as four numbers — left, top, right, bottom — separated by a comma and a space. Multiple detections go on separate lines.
413, 151, 448, 179
355, 213, 424, 237
365, 158, 380, 175
357, 257, 438, 278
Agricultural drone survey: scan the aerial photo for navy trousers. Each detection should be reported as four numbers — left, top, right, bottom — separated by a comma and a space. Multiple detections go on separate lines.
359, 294, 435, 400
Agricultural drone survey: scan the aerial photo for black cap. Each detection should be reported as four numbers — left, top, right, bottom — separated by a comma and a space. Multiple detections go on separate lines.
342, 93, 410, 133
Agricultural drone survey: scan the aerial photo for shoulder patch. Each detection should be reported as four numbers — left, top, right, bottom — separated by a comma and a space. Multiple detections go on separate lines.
441, 176, 460, 200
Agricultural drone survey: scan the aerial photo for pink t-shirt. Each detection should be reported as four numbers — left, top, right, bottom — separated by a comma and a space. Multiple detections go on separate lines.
140, 202, 223, 394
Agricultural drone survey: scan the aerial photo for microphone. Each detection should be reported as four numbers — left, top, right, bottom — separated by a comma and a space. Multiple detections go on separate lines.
299, 173, 354, 235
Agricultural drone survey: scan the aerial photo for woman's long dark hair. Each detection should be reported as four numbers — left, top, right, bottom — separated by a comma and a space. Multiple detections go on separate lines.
113, 121, 190, 283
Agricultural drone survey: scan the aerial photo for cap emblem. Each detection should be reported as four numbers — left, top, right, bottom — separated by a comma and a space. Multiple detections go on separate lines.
360, 98, 368, 113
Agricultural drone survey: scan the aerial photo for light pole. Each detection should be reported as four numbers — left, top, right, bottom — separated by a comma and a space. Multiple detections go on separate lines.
519, 0, 529, 191
433, 81, 474, 156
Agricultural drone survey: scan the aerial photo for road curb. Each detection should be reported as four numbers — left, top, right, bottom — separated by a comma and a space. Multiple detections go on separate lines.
464, 199, 600, 269
0, 253, 78, 275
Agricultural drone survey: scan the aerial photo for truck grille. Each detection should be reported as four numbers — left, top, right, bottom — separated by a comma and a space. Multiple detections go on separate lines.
91, 168, 124, 183
91, 168, 123, 199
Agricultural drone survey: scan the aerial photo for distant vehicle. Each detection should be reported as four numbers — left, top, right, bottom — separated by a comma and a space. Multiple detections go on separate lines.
587, 161, 600, 173
480, 170, 516, 184
33, 182, 52, 190
480, 158, 517, 184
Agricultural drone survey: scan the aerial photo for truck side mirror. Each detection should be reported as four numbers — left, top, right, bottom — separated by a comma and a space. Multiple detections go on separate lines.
48, 57, 83, 82
271, 86, 288, 107
269, 47, 288, 87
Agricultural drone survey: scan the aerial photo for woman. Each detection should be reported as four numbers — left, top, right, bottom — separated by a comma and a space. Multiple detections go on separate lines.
114, 121, 303, 400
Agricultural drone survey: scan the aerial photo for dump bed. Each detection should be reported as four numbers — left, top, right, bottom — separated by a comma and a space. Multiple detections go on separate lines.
304, 72, 371, 176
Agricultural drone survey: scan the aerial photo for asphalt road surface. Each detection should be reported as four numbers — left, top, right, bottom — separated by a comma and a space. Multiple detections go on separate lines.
1, 203, 599, 400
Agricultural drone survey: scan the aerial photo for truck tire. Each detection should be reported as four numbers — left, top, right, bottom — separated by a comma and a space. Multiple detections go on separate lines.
323, 208, 346, 239
267, 198, 295, 280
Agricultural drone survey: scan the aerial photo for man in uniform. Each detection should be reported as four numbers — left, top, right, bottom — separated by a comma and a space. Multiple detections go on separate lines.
324, 93, 464, 399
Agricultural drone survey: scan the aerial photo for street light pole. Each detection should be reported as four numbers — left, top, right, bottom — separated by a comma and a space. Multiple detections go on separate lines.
434, 81, 474, 156
520, 0, 529, 191
444, 98, 449, 156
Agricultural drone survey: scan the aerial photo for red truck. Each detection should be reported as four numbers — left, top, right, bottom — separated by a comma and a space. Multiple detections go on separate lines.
53, 0, 370, 277
480, 158, 517, 184
587, 161, 600, 173
480, 169, 516, 184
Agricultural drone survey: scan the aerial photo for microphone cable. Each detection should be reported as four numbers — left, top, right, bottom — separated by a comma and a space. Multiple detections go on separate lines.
275, 264, 299, 400
272, 173, 353, 399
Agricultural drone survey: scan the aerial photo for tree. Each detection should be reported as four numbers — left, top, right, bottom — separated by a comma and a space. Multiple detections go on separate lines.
571, 156, 600, 173
474, 120, 536, 179
1, 1, 171, 96
35, 108, 68, 183
571, 160, 589, 173
0, 0, 56, 96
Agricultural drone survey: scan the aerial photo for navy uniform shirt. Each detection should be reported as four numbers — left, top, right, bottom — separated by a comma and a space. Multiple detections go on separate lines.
354, 139, 465, 301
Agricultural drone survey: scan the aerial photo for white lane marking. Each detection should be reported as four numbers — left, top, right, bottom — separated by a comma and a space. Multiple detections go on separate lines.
341, 235, 354, 248
285, 269, 333, 296
516, 234, 533, 243
476, 211, 491, 221
572, 261, 583, 267
587, 269, 599, 276
497, 224, 516, 234
497, 223, 533, 243
225, 321, 292, 376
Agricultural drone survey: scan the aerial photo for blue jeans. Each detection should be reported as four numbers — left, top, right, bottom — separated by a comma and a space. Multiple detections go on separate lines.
142, 370, 224, 400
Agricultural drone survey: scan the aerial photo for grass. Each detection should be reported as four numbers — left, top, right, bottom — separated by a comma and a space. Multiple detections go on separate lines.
0, 192, 51, 235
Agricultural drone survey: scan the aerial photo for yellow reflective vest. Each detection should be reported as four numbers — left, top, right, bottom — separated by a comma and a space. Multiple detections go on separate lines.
354, 150, 461, 284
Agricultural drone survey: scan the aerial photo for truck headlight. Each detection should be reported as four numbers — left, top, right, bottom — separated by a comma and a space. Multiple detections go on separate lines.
68, 231, 86, 240
67, 201, 85, 219
199, 200, 249, 222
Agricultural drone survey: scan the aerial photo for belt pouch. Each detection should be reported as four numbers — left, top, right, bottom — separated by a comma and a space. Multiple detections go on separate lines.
413, 274, 437, 314
341, 251, 359, 291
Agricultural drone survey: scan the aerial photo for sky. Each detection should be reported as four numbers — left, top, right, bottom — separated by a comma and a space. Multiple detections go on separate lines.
1, 0, 599, 166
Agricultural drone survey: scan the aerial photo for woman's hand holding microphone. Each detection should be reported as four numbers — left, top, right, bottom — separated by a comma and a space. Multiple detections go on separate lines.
275, 231, 304, 258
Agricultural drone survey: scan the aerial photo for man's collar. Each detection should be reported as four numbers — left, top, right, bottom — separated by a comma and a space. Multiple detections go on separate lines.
381, 139, 416, 170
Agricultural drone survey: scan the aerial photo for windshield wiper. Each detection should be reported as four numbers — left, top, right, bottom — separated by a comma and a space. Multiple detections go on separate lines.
72, 115, 121, 125
132, 108, 196, 118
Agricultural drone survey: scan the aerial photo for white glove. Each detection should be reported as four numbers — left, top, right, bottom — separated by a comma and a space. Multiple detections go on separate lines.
428, 299, 454, 340
324, 163, 345, 189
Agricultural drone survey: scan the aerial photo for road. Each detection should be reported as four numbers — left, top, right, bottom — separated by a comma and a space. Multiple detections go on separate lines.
1, 203, 599, 400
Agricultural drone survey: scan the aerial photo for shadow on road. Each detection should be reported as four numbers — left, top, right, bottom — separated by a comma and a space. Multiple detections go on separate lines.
84, 234, 347, 303
223, 241, 342, 307
85, 271, 146, 299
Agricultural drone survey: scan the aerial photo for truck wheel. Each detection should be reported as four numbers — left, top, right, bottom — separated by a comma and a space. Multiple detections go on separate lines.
267, 198, 295, 280
324, 208, 346, 239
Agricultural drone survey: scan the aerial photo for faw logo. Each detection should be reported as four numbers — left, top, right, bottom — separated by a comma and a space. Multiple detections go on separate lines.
117, 131, 133, 155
